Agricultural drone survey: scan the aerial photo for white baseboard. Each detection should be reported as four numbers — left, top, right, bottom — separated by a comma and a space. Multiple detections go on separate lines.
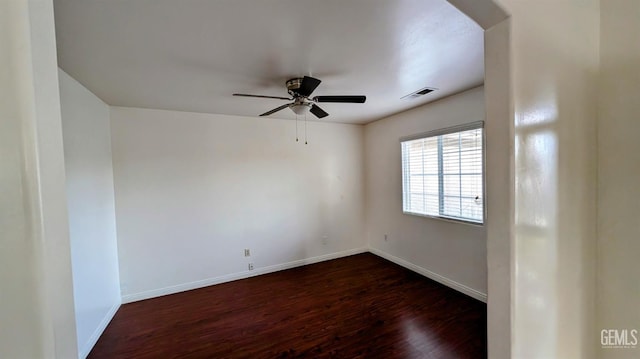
121, 247, 486, 304
369, 247, 487, 303
122, 247, 368, 304
79, 301, 121, 359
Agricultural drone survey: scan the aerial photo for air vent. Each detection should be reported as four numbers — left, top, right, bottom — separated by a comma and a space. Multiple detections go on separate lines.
401, 86, 437, 100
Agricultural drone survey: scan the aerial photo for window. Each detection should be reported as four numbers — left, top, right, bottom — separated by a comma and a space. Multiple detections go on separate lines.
401, 122, 484, 224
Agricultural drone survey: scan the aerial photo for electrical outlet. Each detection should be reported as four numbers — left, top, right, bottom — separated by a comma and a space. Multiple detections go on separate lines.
244, 249, 250, 257
322, 235, 328, 245
248, 263, 254, 270
384, 234, 388, 241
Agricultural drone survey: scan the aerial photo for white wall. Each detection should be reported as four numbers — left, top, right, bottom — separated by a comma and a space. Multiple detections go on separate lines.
0, 2, 47, 357
110, 107, 366, 301
494, 1, 599, 358
484, 18, 512, 359
59, 69, 121, 358
364, 87, 487, 301
0, 0, 78, 358
598, 1, 640, 358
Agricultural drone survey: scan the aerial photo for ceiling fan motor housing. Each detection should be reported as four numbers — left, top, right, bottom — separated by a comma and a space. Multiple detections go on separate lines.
286, 78, 304, 96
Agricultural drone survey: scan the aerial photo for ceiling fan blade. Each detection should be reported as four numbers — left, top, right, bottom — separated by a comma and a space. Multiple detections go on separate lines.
233, 93, 291, 100
259, 103, 291, 117
297, 76, 322, 97
313, 95, 366, 103
310, 104, 329, 119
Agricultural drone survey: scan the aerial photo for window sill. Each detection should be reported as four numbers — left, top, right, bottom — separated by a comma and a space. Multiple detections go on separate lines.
402, 211, 484, 227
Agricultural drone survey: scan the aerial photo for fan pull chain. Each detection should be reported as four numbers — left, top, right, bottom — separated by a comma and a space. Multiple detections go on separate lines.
304, 112, 308, 145
295, 114, 299, 142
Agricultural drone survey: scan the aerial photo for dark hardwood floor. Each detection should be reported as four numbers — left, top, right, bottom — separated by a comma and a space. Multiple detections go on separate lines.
89, 253, 486, 358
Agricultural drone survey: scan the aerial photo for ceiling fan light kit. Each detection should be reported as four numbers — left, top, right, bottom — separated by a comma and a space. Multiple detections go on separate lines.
290, 99, 312, 115
233, 76, 366, 120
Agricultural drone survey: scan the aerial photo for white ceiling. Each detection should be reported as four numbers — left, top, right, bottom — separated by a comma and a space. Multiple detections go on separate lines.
54, 0, 484, 125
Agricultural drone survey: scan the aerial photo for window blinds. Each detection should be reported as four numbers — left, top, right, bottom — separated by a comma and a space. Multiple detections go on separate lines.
401, 125, 484, 224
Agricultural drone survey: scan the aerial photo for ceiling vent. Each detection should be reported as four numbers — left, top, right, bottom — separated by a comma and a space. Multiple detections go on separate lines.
401, 86, 437, 100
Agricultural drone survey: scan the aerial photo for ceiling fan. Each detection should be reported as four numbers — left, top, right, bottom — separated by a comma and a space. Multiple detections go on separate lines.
233, 76, 366, 119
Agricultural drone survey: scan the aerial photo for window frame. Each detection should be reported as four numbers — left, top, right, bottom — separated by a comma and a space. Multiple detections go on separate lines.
400, 121, 485, 226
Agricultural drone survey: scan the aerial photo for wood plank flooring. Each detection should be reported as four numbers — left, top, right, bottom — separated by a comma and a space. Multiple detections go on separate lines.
89, 253, 486, 358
